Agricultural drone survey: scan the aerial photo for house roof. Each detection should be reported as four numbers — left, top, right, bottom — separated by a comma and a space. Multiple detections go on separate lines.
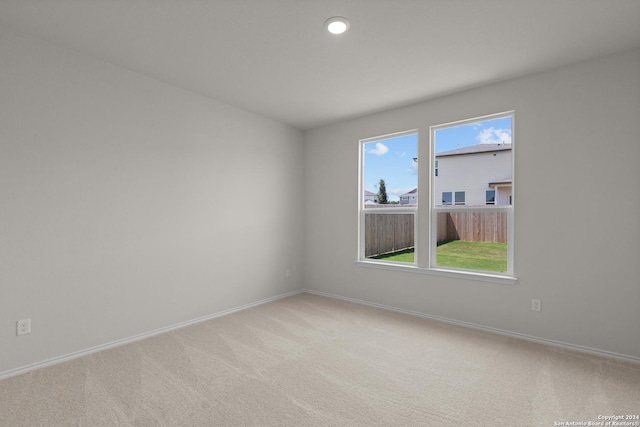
489, 179, 512, 187
436, 144, 512, 158
400, 188, 418, 197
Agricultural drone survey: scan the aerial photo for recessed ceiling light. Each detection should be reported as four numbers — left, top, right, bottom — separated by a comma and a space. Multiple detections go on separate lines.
325, 17, 350, 35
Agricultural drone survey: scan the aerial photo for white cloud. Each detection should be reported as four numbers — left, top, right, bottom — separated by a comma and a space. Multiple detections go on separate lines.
368, 142, 389, 155
477, 127, 512, 145
399, 151, 406, 157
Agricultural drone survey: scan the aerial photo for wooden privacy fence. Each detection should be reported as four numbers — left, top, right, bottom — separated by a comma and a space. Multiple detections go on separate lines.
365, 210, 507, 257
365, 213, 414, 257
437, 211, 507, 244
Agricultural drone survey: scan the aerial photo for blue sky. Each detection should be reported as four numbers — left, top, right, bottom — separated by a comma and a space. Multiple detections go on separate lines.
363, 133, 418, 202
435, 116, 512, 154
363, 116, 512, 201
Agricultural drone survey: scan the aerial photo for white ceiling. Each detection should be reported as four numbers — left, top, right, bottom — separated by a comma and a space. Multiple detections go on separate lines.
1, 0, 639, 130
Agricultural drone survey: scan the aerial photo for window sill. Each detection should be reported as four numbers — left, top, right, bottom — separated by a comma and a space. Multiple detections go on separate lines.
354, 260, 517, 285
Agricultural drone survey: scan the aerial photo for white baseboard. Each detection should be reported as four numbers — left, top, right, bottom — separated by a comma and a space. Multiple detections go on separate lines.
303, 289, 640, 365
0, 289, 305, 381
3, 287, 637, 381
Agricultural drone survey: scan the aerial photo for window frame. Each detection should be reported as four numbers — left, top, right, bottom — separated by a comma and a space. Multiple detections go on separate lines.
486, 190, 496, 205
429, 111, 515, 278
358, 130, 419, 265
442, 191, 452, 205
356, 112, 516, 285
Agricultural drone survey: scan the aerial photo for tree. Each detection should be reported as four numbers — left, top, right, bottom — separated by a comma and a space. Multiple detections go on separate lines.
377, 179, 389, 204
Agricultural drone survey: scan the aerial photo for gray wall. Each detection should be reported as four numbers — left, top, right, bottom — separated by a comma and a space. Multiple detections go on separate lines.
304, 48, 640, 359
0, 26, 305, 374
2, 23, 638, 376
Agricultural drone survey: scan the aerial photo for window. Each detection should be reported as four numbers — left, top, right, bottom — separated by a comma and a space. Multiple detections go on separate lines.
357, 111, 515, 282
432, 112, 513, 275
442, 192, 452, 205
359, 131, 418, 264
486, 190, 495, 205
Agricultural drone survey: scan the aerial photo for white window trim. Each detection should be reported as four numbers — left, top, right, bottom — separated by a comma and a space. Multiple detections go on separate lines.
356, 112, 516, 285
358, 130, 419, 264
354, 260, 517, 285
429, 111, 515, 278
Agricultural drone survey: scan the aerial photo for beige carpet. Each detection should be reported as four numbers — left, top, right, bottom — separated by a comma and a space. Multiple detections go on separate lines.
1, 293, 639, 426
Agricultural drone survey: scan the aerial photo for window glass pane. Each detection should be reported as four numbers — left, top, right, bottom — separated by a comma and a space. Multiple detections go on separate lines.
436, 210, 508, 273
433, 116, 512, 207
433, 113, 513, 274
365, 213, 414, 263
442, 192, 452, 205
363, 133, 418, 208
486, 190, 495, 204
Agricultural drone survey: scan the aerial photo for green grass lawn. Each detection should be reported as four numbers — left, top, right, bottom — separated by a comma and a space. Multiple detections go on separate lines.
436, 240, 507, 272
371, 240, 507, 273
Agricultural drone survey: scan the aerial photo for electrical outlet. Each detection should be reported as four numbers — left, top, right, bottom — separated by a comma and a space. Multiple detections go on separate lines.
531, 299, 541, 312
285, 269, 291, 278
17, 319, 31, 336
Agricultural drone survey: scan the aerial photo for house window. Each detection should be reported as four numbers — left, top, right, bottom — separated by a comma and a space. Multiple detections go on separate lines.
442, 192, 452, 205
432, 112, 514, 275
359, 131, 418, 264
357, 112, 514, 282
486, 190, 495, 205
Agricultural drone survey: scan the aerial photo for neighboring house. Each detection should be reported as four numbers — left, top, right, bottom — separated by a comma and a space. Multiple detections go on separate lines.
434, 143, 512, 207
364, 190, 378, 204
399, 188, 418, 205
